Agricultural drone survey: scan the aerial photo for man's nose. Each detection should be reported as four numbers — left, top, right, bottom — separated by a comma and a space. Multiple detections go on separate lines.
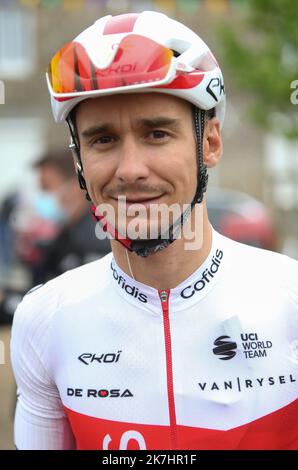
114, 137, 150, 184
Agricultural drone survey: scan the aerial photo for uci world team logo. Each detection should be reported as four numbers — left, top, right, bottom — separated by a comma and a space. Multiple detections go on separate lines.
213, 335, 237, 360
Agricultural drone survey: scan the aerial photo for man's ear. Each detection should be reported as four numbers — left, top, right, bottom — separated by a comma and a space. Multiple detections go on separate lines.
203, 117, 223, 168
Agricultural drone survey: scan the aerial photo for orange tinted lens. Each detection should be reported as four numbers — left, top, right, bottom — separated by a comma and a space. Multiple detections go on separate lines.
48, 35, 173, 94
49, 42, 75, 93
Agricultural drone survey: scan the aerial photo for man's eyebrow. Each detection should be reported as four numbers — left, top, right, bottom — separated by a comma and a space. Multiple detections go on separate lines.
81, 124, 111, 139
138, 117, 181, 130
81, 117, 182, 139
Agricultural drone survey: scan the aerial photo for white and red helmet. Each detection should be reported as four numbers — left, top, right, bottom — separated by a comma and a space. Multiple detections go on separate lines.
47, 11, 226, 126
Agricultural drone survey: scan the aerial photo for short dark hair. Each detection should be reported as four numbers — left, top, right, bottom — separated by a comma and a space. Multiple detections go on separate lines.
205, 108, 216, 120
32, 150, 75, 180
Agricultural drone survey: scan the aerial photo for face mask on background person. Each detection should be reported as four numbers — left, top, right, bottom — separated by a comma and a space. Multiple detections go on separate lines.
33, 190, 67, 224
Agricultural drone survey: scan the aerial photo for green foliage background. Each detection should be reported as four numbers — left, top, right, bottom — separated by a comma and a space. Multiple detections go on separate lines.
218, 0, 298, 138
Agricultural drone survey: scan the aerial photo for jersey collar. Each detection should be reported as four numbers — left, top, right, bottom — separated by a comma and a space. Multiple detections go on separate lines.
110, 229, 226, 315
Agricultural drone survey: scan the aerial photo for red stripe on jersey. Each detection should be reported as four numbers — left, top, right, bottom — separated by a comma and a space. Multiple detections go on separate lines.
64, 399, 298, 450
159, 290, 177, 450
103, 14, 139, 35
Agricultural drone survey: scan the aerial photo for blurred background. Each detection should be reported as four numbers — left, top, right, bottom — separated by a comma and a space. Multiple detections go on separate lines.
0, 0, 297, 450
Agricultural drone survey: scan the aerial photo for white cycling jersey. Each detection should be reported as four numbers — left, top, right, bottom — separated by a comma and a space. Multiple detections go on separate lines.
11, 229, 298, 450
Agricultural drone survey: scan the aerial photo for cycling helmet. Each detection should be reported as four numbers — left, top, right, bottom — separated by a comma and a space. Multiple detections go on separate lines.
46, 11, 226, 257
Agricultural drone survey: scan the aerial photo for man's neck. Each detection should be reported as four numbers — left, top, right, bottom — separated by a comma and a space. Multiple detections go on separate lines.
111, 201, 212, 291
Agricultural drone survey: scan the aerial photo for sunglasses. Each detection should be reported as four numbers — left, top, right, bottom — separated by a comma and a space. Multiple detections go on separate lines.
47, 34, 176, 98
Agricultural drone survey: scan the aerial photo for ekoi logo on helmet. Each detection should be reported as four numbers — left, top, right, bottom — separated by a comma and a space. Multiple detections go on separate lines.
206, 77, 225, 102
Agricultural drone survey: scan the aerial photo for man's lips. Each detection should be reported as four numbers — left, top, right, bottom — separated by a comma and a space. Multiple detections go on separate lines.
111, 194, 165, 208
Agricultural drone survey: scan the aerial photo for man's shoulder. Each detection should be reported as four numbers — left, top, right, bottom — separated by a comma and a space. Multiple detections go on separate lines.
220, 230, 296, 265
12, 252, 114, 334
220, 233, 297, 302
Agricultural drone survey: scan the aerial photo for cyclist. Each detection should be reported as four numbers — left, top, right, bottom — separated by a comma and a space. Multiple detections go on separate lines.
11, 11, 297, 450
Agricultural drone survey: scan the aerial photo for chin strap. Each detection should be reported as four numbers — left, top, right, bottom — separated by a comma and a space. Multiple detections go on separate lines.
67, 106, 209, 257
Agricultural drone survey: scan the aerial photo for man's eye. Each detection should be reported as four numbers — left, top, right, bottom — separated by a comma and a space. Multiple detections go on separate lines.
150, 130, 169, 139
94, 135, 115, 145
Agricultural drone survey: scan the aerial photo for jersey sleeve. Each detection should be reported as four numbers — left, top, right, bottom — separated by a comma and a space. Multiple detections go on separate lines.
10, 284, 76, 450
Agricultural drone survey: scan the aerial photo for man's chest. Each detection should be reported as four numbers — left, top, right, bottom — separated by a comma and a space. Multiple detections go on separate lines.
51, 297, 298, 449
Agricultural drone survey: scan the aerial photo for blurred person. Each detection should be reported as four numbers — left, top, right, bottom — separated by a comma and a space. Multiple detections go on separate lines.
11, 12, 297, 450
0, 153, 70, 324
12, 152, 73, 268
1, 151, 110, 322
0, 192, 23, 326
33, 153, 70, 192
0, 191, 20, 270
32, 168, 111, 285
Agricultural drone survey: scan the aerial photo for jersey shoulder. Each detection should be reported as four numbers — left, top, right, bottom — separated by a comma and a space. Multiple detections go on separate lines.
11, 252, 113, 367
19, 250, 112, 311
221, 233, 298, 307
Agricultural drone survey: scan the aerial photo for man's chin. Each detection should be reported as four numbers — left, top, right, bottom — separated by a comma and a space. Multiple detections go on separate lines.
115, 219, 172, 241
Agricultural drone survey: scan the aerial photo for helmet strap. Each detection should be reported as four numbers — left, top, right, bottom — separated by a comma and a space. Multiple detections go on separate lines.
66, 115, 92, 202
192, 106, 209, 205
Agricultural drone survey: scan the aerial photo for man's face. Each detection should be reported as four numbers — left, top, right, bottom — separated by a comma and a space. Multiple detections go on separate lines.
38, 164, 64, 192
76, 93, 197, 238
